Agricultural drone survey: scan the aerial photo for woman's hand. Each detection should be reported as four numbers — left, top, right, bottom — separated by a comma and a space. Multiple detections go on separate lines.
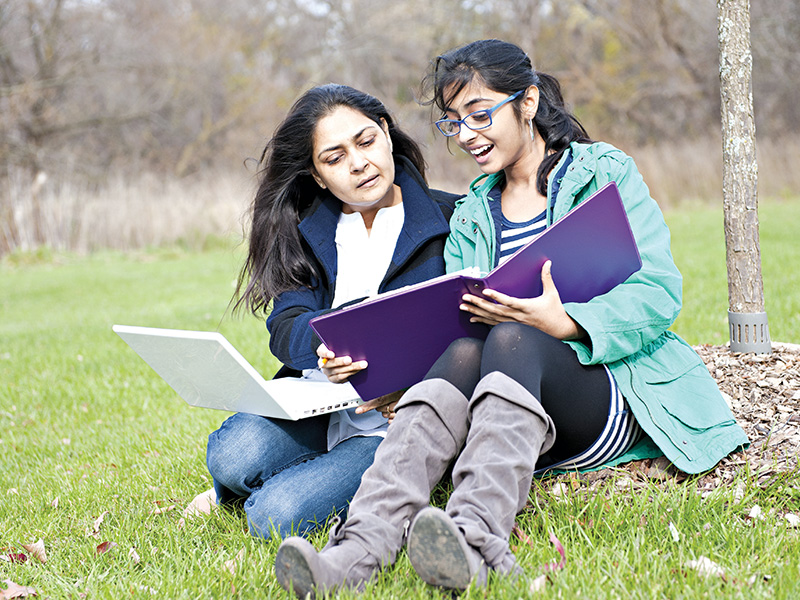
356, 390, 404, 424
317, 344, 368, 383
459, 260, 583, 340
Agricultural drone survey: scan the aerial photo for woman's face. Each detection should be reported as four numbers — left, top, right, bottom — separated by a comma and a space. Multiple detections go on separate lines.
311, 106, 397, 215
443, 80, 537, 175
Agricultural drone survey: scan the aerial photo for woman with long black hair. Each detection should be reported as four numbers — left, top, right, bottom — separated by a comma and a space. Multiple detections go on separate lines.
204, 84, 457, 541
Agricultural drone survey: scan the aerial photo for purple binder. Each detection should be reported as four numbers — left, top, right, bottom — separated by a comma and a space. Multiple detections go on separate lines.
310, 182, 641, 400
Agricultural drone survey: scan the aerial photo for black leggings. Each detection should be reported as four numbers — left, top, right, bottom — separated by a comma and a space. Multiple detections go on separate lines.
424, 322, 611, 465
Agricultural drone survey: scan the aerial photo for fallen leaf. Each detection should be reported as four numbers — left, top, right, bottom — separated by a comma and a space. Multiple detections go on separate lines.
184, 488, 217, 519
542, 532, 566, 572
96, 541, 117, 555
149, 504, 176, 516
684, 555, 726, 579
529, 573, 548, 593
1, 554, 26, 564
0, 579, 37, 599
129, 547, 141, 565
135, 585, 156, 595
87, 511, 110, 537
21, 540, 46, 564
223, 548, 245, 576
668, 521, 680, 543
549, 482, 569, 501
747, 505, 764, 521
49, 497, 59, 509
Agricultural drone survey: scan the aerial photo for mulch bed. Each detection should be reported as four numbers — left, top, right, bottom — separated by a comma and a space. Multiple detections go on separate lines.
543, 342, 800, 494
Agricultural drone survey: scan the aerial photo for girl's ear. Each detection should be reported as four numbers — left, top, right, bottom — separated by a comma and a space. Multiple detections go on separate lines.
522, 85, 540, 121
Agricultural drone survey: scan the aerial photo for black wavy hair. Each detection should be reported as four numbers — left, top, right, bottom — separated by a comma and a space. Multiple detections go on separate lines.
422, 39, 592, 194
234, 84, 426, 316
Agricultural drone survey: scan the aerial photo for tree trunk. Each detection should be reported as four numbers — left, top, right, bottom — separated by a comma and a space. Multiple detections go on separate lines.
718, 0, 771, 353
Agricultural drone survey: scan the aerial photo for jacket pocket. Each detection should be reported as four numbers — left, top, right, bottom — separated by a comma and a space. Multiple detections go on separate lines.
639, 343, 734, 431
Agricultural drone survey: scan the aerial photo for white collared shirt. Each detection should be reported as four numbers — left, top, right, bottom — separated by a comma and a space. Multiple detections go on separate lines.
327, 202, 405, 449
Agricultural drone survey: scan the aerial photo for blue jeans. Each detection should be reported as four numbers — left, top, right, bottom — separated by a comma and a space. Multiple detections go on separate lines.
206, 412, 382, 540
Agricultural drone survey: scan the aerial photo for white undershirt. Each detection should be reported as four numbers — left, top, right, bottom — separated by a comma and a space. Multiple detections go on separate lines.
331, 202, 405, 308
326, 202, 405, 449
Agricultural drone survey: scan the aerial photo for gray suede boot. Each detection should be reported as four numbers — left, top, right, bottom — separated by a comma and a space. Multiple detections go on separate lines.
407, 372, 555, 590
275, 378, 470, 598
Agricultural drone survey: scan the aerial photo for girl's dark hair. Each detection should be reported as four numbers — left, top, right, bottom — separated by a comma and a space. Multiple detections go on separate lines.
422, 39, 591, 195
234, 84, 426, 316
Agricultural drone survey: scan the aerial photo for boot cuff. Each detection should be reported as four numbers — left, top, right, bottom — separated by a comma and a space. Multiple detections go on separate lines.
396, 378, 469, 445
471, 372, 556, 453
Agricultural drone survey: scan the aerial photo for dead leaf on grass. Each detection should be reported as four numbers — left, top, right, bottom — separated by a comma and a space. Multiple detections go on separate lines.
86, 510, 110, 537
0, 554, 26, 564
20, 539, 46, 564
0, 579, 37, 599
541, 532, 567, 573
129, 547, 141, 565
149, 503, 176, 516
96, 541, 118, 555
223, 548, 246, 576
184, 488, 217, 519
668, 522, 680, 543
684, 555, 726, 580
529, 573, 548, 593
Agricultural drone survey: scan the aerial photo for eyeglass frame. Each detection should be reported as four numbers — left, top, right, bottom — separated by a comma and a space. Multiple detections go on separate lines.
435, 90, 525, 137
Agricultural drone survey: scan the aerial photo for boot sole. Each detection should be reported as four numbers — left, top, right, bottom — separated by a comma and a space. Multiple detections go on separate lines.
275, 539, 317, 599
407, 507, 473, 590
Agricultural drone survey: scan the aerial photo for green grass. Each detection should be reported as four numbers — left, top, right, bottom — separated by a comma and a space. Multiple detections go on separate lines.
667, 198, 800, 345
1, 200, 799, 599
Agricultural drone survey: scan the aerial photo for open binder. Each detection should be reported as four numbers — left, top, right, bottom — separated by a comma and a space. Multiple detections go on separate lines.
310, 182, 642, 400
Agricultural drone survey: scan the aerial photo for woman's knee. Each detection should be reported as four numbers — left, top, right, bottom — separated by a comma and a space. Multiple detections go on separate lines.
245, 488, 337, 541
206, 413, 277, 482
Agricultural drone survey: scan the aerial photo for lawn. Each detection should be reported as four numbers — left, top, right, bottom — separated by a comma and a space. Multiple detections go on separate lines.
1, 199, 799, 599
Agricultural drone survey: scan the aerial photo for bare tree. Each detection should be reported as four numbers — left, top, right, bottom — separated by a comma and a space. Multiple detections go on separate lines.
718, 0, 770, 353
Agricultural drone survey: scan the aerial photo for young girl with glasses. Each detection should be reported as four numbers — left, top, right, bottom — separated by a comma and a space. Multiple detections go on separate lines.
275, 40, 748, 596
202, 84, 458, 541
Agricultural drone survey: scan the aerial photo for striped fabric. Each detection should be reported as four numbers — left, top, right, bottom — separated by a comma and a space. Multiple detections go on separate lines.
497, 196, 642, 475
498, 209, 547, 264
535, 366, 643, 475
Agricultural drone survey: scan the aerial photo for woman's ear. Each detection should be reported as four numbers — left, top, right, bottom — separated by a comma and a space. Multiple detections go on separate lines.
522, 85, 540, 121
309, 167, 326, 189
380, 118, 393, 152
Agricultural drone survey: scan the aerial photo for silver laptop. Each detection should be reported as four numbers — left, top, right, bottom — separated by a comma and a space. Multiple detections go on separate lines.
113, 325, 361, 420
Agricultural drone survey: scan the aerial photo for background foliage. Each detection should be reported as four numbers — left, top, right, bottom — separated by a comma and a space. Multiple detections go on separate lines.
2, 0, 800, 255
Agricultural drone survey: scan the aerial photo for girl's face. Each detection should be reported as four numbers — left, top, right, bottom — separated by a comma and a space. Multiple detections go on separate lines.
443, 80, 538, 175
311, 106, 397, 215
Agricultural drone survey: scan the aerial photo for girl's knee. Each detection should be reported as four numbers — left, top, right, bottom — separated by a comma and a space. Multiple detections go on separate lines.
485, 322, 557, 355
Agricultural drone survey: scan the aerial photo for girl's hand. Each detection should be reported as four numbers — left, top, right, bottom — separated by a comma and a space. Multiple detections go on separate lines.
459, 260, 583, 340
355, 390, 404, 424
317, 343, 368, 383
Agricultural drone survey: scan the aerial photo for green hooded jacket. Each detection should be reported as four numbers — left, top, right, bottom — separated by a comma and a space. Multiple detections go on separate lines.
445, 141, 748, 474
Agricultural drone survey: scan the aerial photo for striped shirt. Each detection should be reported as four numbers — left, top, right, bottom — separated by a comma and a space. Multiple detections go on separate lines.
491, 177, 642, 475
498, 209, 547, 264
534, 367, 643, 475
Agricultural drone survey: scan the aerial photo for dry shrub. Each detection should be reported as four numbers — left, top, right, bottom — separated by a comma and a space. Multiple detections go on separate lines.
2, 169, 254, 255
3, 137, 799, 257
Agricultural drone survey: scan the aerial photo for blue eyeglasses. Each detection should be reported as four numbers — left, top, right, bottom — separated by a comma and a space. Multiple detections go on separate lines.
435, 90, 524, 137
